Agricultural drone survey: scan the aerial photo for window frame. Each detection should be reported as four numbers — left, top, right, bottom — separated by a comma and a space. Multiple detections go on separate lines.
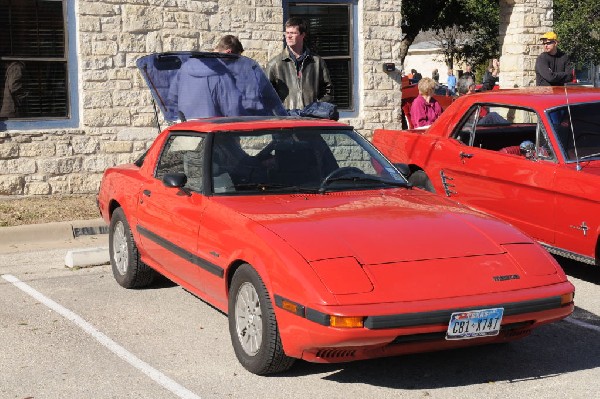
155, 132, 207, 193
284, 0, 359, 117
0, 0, 79, 131
453, 104, 556, 162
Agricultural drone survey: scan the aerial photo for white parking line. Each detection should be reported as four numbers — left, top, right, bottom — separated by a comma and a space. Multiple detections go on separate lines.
2, 274, 201, 399
565, 315, 600, 332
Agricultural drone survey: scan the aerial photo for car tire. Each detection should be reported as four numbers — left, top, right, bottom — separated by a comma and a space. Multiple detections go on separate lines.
228, 264, 295, 375
109, 207, 156, 289
408, 170, 436, 193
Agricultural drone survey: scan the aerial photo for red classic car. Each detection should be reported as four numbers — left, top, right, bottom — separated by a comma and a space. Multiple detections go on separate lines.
98, 53, 574, 375
374, 86, 600, 267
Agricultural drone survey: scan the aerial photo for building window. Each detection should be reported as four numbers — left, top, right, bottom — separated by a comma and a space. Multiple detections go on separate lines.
0, 0, 69, 121
288, 2, 354, 111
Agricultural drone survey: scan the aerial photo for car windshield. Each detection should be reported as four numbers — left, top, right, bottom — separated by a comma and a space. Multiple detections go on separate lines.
548, 102, 600, 161
211, 129, 408, 195
136, 52, 287, 123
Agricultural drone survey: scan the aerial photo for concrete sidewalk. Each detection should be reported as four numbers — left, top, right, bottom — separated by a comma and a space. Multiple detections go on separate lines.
0, 218, 110, 267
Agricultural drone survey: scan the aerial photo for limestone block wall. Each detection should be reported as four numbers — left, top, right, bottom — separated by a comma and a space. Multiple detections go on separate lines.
346, 0, 404, 137
499, 0, 554, 89
0, 0, 406, 196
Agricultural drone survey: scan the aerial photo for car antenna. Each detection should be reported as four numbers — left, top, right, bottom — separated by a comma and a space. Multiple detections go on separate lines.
178, 111, 187, 122
564, 84, 581, 171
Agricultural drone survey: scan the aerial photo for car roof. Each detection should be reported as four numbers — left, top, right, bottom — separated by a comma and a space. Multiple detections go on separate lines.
166, 116, 351, 133
463, 86, 600, 109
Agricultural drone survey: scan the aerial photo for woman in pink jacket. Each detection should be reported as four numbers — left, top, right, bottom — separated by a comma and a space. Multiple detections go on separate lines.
410, 77, 443, 128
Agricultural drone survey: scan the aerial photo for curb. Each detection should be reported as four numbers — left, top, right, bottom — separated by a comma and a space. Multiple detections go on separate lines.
65, 246, 110, 268
0, 218, 111, 268
0, 218, 108, 246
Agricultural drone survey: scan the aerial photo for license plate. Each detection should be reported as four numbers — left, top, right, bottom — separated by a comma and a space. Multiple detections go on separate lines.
446, 307, 504, 340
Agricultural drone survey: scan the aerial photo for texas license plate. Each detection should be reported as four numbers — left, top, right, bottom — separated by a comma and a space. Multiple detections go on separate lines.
446, 308, 504, 340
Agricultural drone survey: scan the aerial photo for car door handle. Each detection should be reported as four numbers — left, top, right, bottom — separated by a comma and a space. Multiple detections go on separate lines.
459, 152, 474, 159
142, 190, 151, 197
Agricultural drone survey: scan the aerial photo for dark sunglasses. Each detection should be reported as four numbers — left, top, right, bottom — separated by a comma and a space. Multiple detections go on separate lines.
542, 40, 556, 45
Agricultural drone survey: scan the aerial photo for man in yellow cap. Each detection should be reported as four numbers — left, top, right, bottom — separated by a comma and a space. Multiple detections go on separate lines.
535, 31, 572, 86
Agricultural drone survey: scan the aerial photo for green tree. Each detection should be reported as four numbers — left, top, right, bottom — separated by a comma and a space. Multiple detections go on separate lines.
554, 0, 600, 67
399, 0, 466, 68
400, 0, 500, 70
460, 0, 500, 67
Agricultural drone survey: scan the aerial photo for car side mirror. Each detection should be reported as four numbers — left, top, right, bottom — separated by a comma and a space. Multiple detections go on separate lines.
163, 172, 193, 196
519, 141, 536, 159
163, 172, 187, 188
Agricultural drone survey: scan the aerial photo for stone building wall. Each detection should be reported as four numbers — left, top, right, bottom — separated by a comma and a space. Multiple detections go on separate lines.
499, 0, 554, 89
0, 0, 403, 196
1, 1, 554, 197
352, 0, 403, 135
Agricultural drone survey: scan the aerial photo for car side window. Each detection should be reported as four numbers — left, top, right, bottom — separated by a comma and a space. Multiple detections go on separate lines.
155, 134, 206, 192
459, 106, 541, 157
454, 107, 479, 146
535, 122, 557, 161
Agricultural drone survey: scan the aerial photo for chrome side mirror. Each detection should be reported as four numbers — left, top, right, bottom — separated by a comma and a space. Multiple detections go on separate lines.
519, 140, 536, 159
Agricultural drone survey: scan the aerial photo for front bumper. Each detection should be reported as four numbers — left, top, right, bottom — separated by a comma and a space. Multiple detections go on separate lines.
274, 281, 574, 362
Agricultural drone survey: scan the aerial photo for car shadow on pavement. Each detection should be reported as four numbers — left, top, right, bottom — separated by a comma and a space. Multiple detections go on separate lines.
282, 318, 600, 388
555, 255, 600, 285
145, 274, 178, 289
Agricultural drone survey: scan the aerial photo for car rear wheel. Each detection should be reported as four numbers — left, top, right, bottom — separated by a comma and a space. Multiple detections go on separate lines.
109, 207, 156, 288
408, 170, 436, 193
228, 264, 295, 375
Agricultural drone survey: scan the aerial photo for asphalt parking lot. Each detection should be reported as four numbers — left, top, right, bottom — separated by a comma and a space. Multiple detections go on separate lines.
1, 229, 600, 399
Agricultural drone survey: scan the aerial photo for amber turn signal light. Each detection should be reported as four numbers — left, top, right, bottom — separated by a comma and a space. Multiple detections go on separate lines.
281, 299, 300, 314
560, 292, 574, 305
330, 315, 364, 328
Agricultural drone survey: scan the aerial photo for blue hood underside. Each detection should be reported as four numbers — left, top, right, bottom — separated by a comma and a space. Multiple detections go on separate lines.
136, 52, 287, 123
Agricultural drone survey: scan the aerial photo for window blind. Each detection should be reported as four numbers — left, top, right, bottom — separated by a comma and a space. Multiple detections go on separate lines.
0, 0, 68, 119
289, 3, 353, 110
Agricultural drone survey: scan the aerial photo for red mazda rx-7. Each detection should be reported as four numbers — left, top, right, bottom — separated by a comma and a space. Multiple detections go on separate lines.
97, 53, 574, 375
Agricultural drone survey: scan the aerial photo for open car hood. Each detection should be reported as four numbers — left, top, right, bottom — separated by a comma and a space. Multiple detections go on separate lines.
136, 52, 287, 123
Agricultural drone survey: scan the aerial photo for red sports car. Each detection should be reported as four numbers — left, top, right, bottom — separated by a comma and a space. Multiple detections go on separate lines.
374, 86, 600, 267
98, 53, 574, 375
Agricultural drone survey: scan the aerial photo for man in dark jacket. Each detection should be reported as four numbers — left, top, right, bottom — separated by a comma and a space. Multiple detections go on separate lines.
266, 17, 333, 110
535, 32, 572, 86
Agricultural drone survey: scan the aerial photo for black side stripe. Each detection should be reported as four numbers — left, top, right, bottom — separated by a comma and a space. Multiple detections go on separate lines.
137, 225, 224, 278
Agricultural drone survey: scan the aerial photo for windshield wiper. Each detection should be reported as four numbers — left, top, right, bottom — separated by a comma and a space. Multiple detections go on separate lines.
233, 182, 320, 194
319, 175, 410, 193
579, 152, 600, 161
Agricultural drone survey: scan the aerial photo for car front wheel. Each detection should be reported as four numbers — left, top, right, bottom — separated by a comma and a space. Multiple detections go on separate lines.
228, 264, 295, 375
109, 207, 156, 289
